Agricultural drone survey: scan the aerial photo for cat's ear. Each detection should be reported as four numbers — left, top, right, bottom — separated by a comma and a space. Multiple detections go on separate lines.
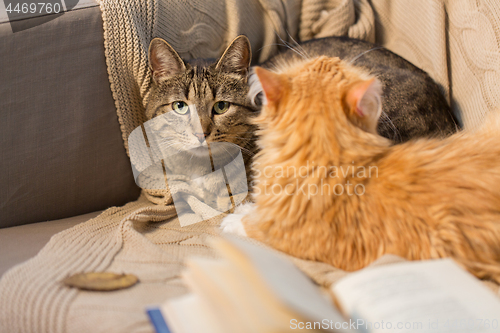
346, 78, 382, 133
148, 38, 186, 83
216, 35, 252, 76
254, 67, 284, 105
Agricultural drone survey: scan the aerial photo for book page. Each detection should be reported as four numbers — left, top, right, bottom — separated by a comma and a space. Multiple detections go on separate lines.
183, 256, 309, 333
332, 259, 500, 333
222, 235, 353, 332
161, 293, 226, 333
160, 236, 351, 333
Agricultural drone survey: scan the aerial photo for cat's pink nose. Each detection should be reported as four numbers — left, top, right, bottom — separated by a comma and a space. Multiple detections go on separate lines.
195, 133, 207, 143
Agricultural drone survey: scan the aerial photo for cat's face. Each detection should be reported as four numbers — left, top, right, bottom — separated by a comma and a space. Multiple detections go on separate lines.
253, 56, 384, 160
145, 36, 258, 162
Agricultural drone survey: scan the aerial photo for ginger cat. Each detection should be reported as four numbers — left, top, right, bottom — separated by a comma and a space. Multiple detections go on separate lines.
222, 56, 500, 283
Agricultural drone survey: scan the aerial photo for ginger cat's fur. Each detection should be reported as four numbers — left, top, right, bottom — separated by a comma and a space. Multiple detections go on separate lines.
233, 56, 500, 283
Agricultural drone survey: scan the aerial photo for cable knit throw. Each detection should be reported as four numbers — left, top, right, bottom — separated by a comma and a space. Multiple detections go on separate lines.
1, 0, 499, 332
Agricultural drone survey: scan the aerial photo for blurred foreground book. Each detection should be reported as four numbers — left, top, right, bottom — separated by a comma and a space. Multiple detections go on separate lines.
147, 235, 500, 333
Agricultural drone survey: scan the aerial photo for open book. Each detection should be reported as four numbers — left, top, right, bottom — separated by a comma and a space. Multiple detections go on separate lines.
147, 235, 500, 333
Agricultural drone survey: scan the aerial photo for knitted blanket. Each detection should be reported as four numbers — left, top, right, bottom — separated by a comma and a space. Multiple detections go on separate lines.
2, 0, 500, 331
370, 0, 500, 129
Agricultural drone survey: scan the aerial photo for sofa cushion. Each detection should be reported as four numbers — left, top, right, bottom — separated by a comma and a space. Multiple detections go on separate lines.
0, 210, 102, 277
0, 6, 141, 228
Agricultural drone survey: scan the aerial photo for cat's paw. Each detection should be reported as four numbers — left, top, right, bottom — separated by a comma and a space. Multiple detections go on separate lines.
221, 203, 255, 236
220, 213, 247, 236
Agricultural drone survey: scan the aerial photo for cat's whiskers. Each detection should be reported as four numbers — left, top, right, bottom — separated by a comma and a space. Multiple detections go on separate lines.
348, 47, 384, 64
276, 31, 310, 60
214, 135, 256, 152
219, 134, 254, 141
157, 138, 177, 146
286, 34, 309, 60
282, 42, 308, 60
219, 145, 236, 160
214, 136, 256, 157
261, 32, 309, 61
158, 141, 182, 151
379, 111, 401, 141
235, 146, 255, 157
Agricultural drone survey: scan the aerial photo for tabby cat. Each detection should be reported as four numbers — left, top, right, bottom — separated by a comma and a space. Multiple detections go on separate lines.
145, 35, 259, 182
222, 56, 500, 283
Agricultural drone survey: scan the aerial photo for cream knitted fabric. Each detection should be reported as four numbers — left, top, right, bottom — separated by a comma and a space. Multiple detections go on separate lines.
0, 1, 374, 332
0, 194, 223, 333
370, 0, 500, 129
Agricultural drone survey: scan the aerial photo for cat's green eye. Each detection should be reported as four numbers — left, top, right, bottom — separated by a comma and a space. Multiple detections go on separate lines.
213, 101, 230, 115
172, 101, 189, 115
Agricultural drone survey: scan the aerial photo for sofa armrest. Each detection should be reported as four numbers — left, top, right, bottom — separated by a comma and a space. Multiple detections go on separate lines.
0, 5, 140, 228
